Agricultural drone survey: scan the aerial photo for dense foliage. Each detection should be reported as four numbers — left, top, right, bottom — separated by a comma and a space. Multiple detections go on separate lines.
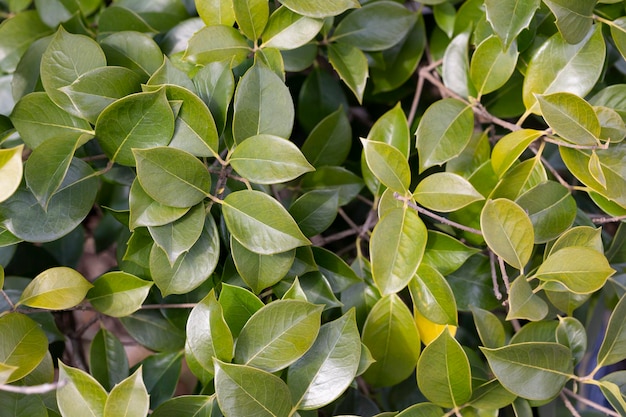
1, 0, 626, 416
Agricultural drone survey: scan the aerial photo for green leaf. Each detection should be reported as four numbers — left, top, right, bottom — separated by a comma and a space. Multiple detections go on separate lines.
442, 31, 472, 99
233, 0, 268, 40
230, 134, 314, 184
87, 272, 152, 318
415, 98, 474, 172
409, 264, 457, 326
234, 299, 323, 372
481, 342, 573, 401
10, 92, 93, 149
214, 360, 292, 417
148, 203, 205, 265
328, 42, 368, 103
57, 362, 108, 417
362, 294, 420, 387
120, 310, 185, 352
595, 106, 626, 143
484, 0, 539, 48
312, 246, 361, 292
103, 367, 149, 417
367, 102, 410, 157
287, 309, 361, 410
480, 199, 534, 270
417, 330, 472, 408
222, 190, 311, 255
193, 61, 234, 135
218, 283, 264, 338
491, 156, 547, 201
0, 145, 23, 204
361, 138, 410, 194
185, 290, 234, 381
152, 395, 220, 417
150, 216, 219, 296
184, 25, 250, 67
134, 147, 210, 208
129, 179, 188, 230
556, 316, 587, 365
371, 207, 427, 295
279, 0, 359, 18
97, 6, 158, 37
0, 10, 52, 73
289, 190, 339, 237
470, 36, 519, 96
17, 266, 92, 310
597, 293, 626, 367
491, 129, 543, 177
97, 89, 175, 166
598, 378, 626, 417
41, 28, 107, 117
396, 403, 445, 417
301, 166, 364, 206
543, 0, 595, 44
89, 327, 129, 391
523, 25, 605, 113
537, 92, 601, 146
262, 6, 323, 50
146, 57, 195, 92
231, 237, 294, 294
100, 31, 164, 80
610, 17, 626, 61
232, 62, 294, 144
331, 1, 416, 51
506, 276, 548, 321
196, 0, 235, 26
535, 247, 615, 294
422, 230, 480, 276
301, 107, 351, 168
471, 306, 506, 348
550, 225, 603, 256
0, 313, 47, 384
414, 172, 484, 212
137, 351, 183, 410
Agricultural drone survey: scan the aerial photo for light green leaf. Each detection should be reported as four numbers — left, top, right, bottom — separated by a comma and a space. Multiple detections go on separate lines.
595, 106, 626, 143
471, 306, 506, 348
214, 360, 292, 417
597, 294, 626, 367
10, 92, 93, 149
422, 230, 480, 276
537, 92, 601, 146
262, 6, 323, 50
442, 31, 472, 98
371, 207, 427, 295
233, 0, 269, 40
196, 0, 235, 26
134, 147, 211, 208
218, 283, 264, 338
184, 25, 250, 67
0, 145, 23, 204
598, 378, 626, 416
556, 316, 587, 365
367, 102, 410, 157
480, 199, 534, 270
610, 17, 626, 60
409, 264, 457, 326
396, 403, 445, 417
328, 42, 368, 103
185, 290, 234, 382
481, 342, 573, 401
506, 276, 548, 321
0, 10, 52, 73
331, 1, 416, 51
414, 172, 484, 212
287, 309, 361, 410
152, 395, 220, 417
289, 190, 339, 237
57, 362, 108, 417
362, 294, 421, 387
89, 328, 130, 391
0, 363, 17, 385
97, 89, 175, 166
231, 237, 294, 294
0, 313, 47, 384
18, 266, 92, 310
129, 179, 189, 230
148, 203, 205, 265
301, 107, 351, 168
417, 330, 472, 408
97, 6, 158, 37
232, 62, 294, 143
100, 31, 164, 80
535, 247, 615, 294
87, 272, 153, 318
485, 0, 539, 49
491, 129, 543, 177
230, 134, 314, 184
103, 368, 149, 417
415, 98, 474, 172
234, 299, 323, 372
549, 225, 603, 256
543, 0, 596, 44
361, 138, 410, 194
523, 25, 605, 113
470, 36, 518, 96
490, 156, 547, 201
222, 190, 311, 255
279, 0, 359, 18
146, 56, 195, 92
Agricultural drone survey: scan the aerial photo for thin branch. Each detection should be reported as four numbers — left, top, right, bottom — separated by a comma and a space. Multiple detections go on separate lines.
543, 136, 609, 150
563, 388, 620, 417
488, 251, 503, 301
338, 208, 361, 232
497, 256, 511, 293
408, 58, 442, 126
560, 391, 583, 417
590, 214, 626, 224
1, 290, 14, 310
311, 229, 359, 246
0, 380, 66, 395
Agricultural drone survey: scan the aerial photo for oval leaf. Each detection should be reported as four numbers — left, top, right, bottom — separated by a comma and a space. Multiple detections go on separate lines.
537, 92, 601, 146
328, 42, 368, 103
361, 138, 411, 194
491, 129, 543, 177
0, 313, 48, 384
414, 172, 484, 212
87, 272, 153, 318
183, 25, 250, 66
485, 0, 540, 49
470, 35, 518, 96
18, 266, 92, 310
279, 0, 359, 18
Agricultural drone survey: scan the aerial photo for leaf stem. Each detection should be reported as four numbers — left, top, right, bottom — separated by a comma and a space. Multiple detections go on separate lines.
488, 251, 503, 301
562, 387, 620, 417
0, 289, 14, 310
560, 391, 583, 417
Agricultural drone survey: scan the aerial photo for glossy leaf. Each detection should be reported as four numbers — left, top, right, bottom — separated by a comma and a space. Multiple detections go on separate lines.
262, 6, 323, 50
222, 190, 311, 255
57, 362, 108, 417
90, 327, 129, 391
230, 134, 314, 184
103, 367, 149, 417
470, 36, 518, 96
361, 294, 421, 387
0, 145, 23, 204
491, 129, 543, 177
87, 271, 153, 318
312, 246, 361, 292
0, 10, 52, 73
370, 207, 427, 295
100, 31, 164, 80
556, 316, 587, 365
214, 360, 292, 417
289, 190, 339, 237
233, 0, 268, 40
471, 306, 506, 348
415, 98, 474, 172
481, 342, 573, 401
218, 283, 264, 338
300, 166, 364, 206
417, 330, 472, 408
120, 310, 185, 352
0, 313, 47, 384
234, 299, 323, 372
442, 31, 472, 98
193, 61, 234, 135
152, 395, 221, 417
279, 0, 359, 18
287, 309, 361, 410
148, 203, 205, 265
537, 92, 601, 146
328, 42, 368, 103
17, 266, 92, 310
128, 179, 188, 230
422, 230, 480, 275
367, 102, 410, 157
480, 199, 534, 270
134, 147, 211, 208
610, 17, 626, 60
301, 107, 351, 168
231, 237, 294, 294
543, 0, 595, 44
409, 264, 457, 326
184, 25, 250, 67
97, 89, 175, 166
361, 138, 410, 194
485, 0, 539, 49
414, 172, 484, 212
196, 0, 235, 26
506, 275, 548, 321
597, 293, 626, 367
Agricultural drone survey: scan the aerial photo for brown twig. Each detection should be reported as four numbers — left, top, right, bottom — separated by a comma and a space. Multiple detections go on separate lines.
0, 381, 66, 395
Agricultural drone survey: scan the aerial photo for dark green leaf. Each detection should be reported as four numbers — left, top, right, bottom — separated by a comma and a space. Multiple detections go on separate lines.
148, 203, 205, 265
0, 10, 52, 73
90, 327, 129, 391
120, 310, 185, 352
137, 351, 183, 409
506, 275, 548, 321
152, 395, 221, 417
485, 0, 540, 49
289, 190, 339, 237
328, 42, 368, 103
218, 283, 264, 338
422, 231, 480, 276
543, 0, 595, 44
100, 31, 164, 80
471, 306, 506, 348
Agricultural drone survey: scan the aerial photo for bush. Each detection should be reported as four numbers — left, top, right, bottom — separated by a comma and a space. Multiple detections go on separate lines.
1, 0, 626, 416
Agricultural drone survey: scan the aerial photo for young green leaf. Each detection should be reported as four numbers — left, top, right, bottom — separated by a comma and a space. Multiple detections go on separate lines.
543, 0, 595, 44
196, 0, 235, 26
90, 327, 130, 391
57, 361, 108, 417
470, 36, 518, 96
262, 6, 323, 50
537, 92, 601, 146
184, 25, 250, 67
218, 283, 265, 338
233, 0, 269, 40
278, 0, 359, 18
484, 0, 539, 49
18, 266, 92, 310
328, 42, 368, 103
148, 203, 205, 265
491, 129, 543, 177
0, 145, 23, 204
409, 264, 457, 326
0, 313, 48, 384
151, 395, 220, 417
422, 230, 480, 276
103, 367, 149, 417
87, 272, 153, 318
597, 293, 626, 367
361, 138, 411, 194
414, 172, 484, 212
129, 180, 189, 230
506, 276, 548, 321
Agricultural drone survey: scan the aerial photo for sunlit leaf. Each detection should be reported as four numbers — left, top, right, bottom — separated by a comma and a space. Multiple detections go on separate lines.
0, 313, 47, 384
87, 272, 153, 318
485, 0, 540, 49
17, 266, 92, 310
597, 293, 626, 367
